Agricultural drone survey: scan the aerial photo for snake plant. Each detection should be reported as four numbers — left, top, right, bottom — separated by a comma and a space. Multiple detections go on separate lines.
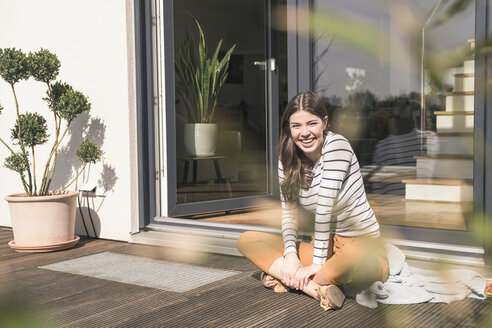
175, 18, 236, 124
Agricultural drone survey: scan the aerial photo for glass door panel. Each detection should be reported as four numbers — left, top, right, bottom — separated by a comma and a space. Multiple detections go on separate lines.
312, 0, 476, 233
171, 0, 271, 214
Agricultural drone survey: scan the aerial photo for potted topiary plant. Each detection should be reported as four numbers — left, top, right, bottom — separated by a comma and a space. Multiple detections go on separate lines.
175, 18, 235, 156
0, 48, 103, 252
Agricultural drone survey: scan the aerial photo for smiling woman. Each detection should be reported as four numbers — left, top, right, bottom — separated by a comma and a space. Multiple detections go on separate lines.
237, 91, 388, 311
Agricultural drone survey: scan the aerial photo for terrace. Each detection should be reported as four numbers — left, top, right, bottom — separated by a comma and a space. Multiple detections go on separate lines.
1, 228, 490, 327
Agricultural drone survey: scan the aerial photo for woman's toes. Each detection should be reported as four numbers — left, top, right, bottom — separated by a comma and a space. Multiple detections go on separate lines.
265, 276, 276, 287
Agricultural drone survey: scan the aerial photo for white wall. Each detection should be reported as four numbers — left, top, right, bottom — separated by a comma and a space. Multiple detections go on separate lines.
0, 0, 139, 241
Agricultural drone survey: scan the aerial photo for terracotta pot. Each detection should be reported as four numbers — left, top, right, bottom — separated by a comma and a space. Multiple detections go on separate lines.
5, 191, 80, 252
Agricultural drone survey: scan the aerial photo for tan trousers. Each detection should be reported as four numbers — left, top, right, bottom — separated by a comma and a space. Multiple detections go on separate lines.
237, 231, 389, 288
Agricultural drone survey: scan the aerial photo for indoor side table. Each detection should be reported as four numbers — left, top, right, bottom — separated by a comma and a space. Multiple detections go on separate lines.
181, 155, 226, 184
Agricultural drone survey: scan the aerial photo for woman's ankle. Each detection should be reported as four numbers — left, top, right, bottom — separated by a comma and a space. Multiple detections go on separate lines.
303, 280, 321, 300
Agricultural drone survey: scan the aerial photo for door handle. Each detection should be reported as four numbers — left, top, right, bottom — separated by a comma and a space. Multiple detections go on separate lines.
253, 58, 276, 71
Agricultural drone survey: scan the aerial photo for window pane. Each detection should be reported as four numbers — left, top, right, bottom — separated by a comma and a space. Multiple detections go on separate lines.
313, 0, 475, 231
173, 0, 269, 205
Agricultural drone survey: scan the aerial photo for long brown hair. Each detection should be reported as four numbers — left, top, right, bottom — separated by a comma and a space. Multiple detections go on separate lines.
279, 91, 329, 201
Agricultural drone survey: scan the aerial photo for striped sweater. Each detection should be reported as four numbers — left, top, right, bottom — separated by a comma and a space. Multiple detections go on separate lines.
279, 132, 380, 265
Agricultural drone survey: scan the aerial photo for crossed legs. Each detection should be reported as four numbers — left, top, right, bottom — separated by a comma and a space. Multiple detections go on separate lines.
236, 231, 332, 300
237, 231, 388, 309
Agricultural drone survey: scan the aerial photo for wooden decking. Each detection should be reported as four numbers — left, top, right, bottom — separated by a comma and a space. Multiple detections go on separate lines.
1, 228, 491, 328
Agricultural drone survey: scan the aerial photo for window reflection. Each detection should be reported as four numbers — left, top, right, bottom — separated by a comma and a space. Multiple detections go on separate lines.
173, 0, 269, 206
313, 0, 475, 230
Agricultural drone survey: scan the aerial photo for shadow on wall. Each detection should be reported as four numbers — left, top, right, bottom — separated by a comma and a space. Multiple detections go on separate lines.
49, 111, 118, 238
75, 196, 101, 238
74, 165, 119, 238
99, 163, 118, 193
50, 111, 118, 192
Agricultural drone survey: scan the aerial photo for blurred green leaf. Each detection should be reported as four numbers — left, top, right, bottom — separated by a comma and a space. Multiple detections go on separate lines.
299, 7, 385, 60
0, 295, 52, 328
432, 0, 474, 27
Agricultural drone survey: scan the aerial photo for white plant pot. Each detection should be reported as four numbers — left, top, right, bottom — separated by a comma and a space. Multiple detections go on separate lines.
184, 123, 218, 156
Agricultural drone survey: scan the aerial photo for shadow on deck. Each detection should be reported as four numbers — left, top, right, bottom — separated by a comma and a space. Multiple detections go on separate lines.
0, 228, 490, 328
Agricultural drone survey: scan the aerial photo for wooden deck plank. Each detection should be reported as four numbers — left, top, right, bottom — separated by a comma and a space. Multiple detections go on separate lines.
0, 233, 13, 243
0, 238, 119, 273
49, 284, 187, 328
1, 229, 491, 328
113, 241, 256, 272
111, 274, 266, 327
3, 269, 109, 303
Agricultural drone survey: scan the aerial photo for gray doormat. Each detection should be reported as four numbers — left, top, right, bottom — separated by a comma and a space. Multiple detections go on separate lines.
39, 251, 240, 292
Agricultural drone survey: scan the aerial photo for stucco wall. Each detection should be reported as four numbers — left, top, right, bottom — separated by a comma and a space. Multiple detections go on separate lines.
0, 0, 139, 241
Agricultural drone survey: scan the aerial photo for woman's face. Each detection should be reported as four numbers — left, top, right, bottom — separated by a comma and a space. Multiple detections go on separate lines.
289, 110, 327, 162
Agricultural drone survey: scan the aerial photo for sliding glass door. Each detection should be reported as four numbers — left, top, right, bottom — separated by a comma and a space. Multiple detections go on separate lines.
311, 0, 483, 251
161, 0, 279, 216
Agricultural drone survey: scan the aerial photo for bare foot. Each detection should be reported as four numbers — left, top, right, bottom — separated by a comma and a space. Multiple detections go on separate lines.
262, 273, 277, 288
260, 272, 289, 292
316, 285, 345, 310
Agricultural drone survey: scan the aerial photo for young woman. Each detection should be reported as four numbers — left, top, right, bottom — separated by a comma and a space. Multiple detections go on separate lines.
237, 91, 388, 310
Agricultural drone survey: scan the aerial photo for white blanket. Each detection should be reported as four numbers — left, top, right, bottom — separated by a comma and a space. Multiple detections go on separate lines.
353, 244, 486, 308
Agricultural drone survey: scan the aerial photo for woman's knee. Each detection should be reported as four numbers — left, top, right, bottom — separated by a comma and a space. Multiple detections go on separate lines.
323, 239, 387, 287
237, 232, 285, 273
237, 231, 263, 254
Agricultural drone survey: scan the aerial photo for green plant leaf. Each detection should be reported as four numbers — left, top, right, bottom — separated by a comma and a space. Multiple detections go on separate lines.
4, 151, 30, 174
11, 112, 49, 147
76, 138, 103, 164
44, 81, 73, 115
174, 17, 235, 123
0, 48, 30, 85
28, 48, 60, 84
57, 88, 91, 123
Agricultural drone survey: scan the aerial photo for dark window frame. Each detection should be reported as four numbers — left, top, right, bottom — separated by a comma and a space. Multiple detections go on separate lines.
481, 0, 492, 264
134, 0, 156, 227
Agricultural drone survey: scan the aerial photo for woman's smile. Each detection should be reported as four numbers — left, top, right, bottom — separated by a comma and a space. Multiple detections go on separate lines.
300, 138, 315, 146
289, 110, 327, 163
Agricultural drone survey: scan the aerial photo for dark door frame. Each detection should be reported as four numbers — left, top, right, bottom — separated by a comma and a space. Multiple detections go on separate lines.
480, 0, 492, 264
134, 0, 156, 228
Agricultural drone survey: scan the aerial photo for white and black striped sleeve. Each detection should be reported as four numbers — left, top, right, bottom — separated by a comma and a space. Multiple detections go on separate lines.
312, 137, 353, 265
278, 160, 299, 256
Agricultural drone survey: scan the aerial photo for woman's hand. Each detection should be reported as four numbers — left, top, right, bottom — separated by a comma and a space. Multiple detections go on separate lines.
293, 264, 322, 290
281, 253, 302, 288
